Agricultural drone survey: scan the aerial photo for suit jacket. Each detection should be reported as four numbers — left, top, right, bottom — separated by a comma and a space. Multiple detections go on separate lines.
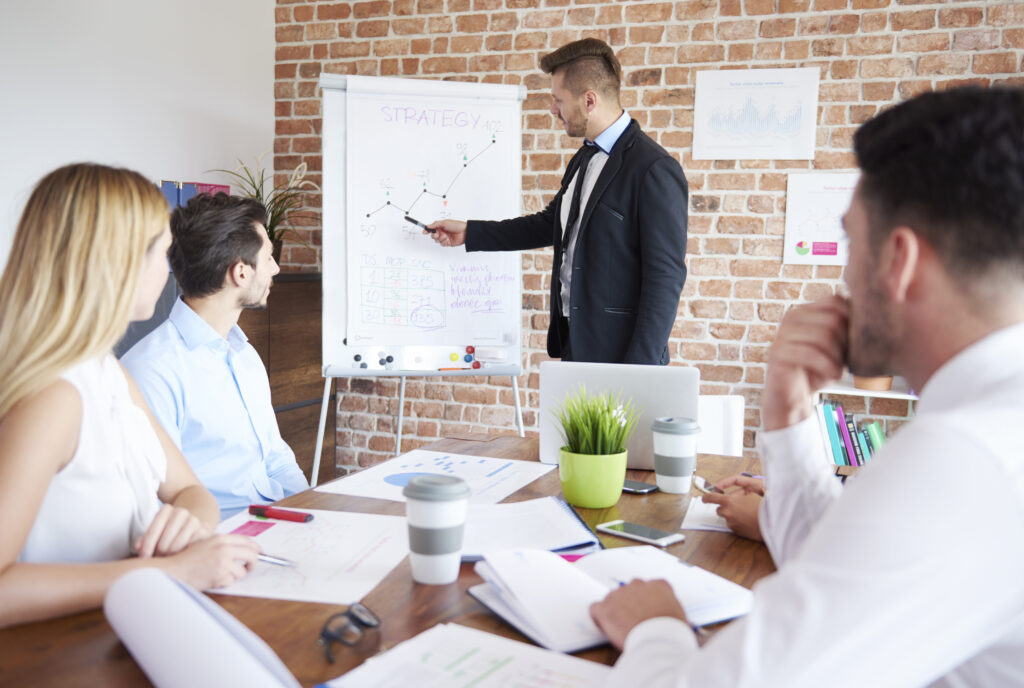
466, 119, 688, 364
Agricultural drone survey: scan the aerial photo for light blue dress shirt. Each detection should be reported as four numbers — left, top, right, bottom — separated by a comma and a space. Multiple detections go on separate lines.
122, 298, 309, 519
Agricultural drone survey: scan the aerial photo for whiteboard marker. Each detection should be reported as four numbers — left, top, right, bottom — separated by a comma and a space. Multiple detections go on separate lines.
404, 215, 435, 234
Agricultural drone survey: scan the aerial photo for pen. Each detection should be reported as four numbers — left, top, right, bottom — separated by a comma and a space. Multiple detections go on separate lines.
248, 505, 314, 523
404, 215, 436, 233
741, 472, 764, 480
438, 367, 472, 371
258, 553, 296, 567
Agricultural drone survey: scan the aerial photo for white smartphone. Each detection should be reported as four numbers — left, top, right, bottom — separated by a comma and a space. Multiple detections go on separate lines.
692, 476, 725, 494
595, 520, 685, 547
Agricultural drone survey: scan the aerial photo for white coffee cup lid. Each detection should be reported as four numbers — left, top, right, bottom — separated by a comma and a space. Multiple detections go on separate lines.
651, 417, 700, 435
403, 475, 471, 501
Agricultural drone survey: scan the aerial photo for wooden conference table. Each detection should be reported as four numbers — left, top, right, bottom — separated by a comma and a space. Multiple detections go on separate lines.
0, 435, 775, 687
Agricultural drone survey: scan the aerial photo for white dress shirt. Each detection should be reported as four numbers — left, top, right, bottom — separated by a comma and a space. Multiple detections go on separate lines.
122, 299, 308, 520
608, 322, 1024, 687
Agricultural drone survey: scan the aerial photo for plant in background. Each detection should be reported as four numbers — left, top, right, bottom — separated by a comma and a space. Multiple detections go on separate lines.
553, 386, 640, 455
214, 152, 320, 253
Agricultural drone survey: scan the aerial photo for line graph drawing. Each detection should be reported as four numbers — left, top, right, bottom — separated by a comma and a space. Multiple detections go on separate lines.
706, 97, 802, 140
363, 135, 498, 226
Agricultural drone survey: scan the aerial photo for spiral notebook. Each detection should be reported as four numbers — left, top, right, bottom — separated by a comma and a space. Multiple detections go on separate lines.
461, 497, 601, 561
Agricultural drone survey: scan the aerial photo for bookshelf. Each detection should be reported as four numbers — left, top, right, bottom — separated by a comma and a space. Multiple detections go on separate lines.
816, 374, 918, 402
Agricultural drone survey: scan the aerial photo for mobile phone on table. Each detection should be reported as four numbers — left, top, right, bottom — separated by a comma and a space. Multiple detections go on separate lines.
692, 476, 725, 494
595, 520, 685, 547
622, 479, 658, 494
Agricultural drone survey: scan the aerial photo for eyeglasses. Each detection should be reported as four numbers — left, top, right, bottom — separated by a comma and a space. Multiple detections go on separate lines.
317, 603, 381, 663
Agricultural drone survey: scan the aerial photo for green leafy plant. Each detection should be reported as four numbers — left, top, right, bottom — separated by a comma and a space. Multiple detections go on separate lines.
553, 386, 641, 455
214, 152, 320, 246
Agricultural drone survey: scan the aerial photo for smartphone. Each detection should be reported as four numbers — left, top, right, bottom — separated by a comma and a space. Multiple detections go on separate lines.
692, 476, 725, 494
621, 479, 658, 494
595, 520, 685, 547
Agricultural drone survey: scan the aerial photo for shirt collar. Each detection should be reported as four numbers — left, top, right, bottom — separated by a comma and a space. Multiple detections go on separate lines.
168, 297, 249, 353
915, 321, 1024, 415
589, 111, 631, 155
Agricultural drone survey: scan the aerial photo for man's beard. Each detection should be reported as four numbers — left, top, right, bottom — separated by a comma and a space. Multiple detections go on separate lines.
847, 281, 896, 377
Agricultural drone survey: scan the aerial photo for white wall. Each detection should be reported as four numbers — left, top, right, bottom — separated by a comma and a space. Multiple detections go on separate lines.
0, 0, 275, 269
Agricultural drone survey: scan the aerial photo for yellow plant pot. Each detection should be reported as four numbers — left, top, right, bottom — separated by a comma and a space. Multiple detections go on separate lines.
558, 448, 627, 509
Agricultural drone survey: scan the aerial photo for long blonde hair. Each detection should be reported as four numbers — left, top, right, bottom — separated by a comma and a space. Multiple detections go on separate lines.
0, 163, 168, 418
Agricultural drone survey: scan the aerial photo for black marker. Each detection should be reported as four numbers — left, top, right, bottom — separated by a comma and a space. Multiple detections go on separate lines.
404, 215, 436, 234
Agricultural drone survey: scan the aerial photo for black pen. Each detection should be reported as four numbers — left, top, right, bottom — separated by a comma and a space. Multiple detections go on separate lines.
404, 215, 436, 234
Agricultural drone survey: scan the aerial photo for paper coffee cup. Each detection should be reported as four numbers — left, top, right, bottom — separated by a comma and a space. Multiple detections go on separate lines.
403, 475, 471, 585
651, 417, 700, 494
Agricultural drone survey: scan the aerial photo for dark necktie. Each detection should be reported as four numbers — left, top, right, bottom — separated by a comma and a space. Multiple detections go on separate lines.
563, 144, 599, 238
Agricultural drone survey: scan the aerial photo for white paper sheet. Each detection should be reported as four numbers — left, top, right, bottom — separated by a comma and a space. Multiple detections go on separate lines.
104, 568, 299, 688
315, 449, 553, 504
783, 172, 859, 265
693, 67, 819, 160
681, 496, 733, 533
216, 509, 408, 605
322, 623, 609, 687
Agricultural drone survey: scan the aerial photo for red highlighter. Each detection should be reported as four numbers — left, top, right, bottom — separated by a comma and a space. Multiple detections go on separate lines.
248, 505, 314, 523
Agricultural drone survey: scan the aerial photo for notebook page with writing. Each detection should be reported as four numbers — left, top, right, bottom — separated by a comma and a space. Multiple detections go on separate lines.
462, 497, 600, 561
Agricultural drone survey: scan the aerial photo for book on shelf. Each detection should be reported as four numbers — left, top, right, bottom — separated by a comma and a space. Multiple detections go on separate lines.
815, 401, 889, 468
469, 546, 753, 654
462, 497, 600, 561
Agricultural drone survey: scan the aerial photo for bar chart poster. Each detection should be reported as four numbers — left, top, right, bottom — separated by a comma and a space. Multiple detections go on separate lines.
692, 68, 819, 160
783, 172, 859, 266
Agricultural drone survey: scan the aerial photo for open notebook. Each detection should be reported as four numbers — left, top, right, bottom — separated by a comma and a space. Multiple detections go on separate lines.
470, 546, 753, 653
462, 497, 600, 560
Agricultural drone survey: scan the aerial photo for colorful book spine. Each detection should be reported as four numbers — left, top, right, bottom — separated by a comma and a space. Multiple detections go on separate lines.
865, 421, 886, 452
834, 404, 859, 466
858, 430, 872, 462
845, 414, 865, 466
820, 401, 847, 466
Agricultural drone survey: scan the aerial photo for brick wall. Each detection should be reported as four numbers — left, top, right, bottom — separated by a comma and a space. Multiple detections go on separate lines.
272, 0, 1024, 470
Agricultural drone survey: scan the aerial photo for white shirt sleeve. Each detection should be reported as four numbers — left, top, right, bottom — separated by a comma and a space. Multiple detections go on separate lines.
606, 415, 1024, 688
757, 414, 843, 564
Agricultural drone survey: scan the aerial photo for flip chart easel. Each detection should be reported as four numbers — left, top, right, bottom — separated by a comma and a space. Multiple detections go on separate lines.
312, 75, 527, 484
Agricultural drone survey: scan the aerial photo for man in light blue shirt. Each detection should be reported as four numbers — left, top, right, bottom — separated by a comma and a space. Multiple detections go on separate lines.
122, 193, 308, 519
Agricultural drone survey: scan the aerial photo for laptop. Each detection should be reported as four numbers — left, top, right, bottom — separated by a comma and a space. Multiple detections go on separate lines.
539, 361, 701, 470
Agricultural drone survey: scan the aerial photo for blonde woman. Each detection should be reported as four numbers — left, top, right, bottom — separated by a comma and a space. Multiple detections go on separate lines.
0, 163, 259, 628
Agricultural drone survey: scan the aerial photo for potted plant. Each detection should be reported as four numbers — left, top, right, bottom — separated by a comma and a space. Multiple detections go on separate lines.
553, 387, 640, 509
215, 152, 320, 263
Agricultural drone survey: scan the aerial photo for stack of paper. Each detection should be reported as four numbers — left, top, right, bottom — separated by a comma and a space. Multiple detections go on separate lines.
462, 497, 600, 561
320, 623, 609, 687
470, 546, 753, 653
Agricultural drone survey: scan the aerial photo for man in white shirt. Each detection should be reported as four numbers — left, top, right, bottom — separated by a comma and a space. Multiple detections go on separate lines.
590, 86, 1024, 686
122, 194, 308, 519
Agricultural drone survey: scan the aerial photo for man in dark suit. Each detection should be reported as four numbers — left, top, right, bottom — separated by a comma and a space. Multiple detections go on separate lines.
427, 38, 687, 365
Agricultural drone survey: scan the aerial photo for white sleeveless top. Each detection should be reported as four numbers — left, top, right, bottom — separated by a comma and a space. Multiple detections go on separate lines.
18, 356, 167, 563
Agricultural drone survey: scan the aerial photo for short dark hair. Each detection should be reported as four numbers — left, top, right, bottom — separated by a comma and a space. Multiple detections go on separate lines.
169, 193, 267, 298
854, 86, 1024, 277
540, 38, 621, 99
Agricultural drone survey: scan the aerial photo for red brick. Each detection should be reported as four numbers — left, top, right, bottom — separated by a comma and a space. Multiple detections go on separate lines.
939, 7, 983, 28
861, 11, 887, 32
696, 364, 744, 383
897, 33, 950, 52
860, 57, 915, 78
717, 20, 757, 40
891, 10, 935, 31
717, 216, 765, 234
846, 35, 894, 55
830, 59, 856, 79
918, 54, 970, 75
851, 0, 888, 8
624, 2, 673, 22
760, 18, 796, 38
393, 17, 427, 32
277, 45, 311, 60
1005, 29, 1024, 49
677, 0, 718, 20
779, 0, 810, 11
799, 16, 828, 35
318, 4, 353, 20
974, 52, 1019, 74
329, 41, 370, 58
731, 259, 782, 277
374, 39, 409, 56
353, 1, 391, 18
710, 323, 747, 340
523, 9, 564, 28
829, 14, 860, 34
455, 13, 488, 32
355, 19, 387, 37
745, 0, 776, 14
690, 300, 728, 319
988, 4, 1024, 27
812, 38, 844, 56
952, 29, 1000, 51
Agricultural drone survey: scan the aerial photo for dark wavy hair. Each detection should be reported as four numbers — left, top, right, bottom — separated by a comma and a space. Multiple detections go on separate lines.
169, 192, 267, 298
854, 86, 1024, 277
